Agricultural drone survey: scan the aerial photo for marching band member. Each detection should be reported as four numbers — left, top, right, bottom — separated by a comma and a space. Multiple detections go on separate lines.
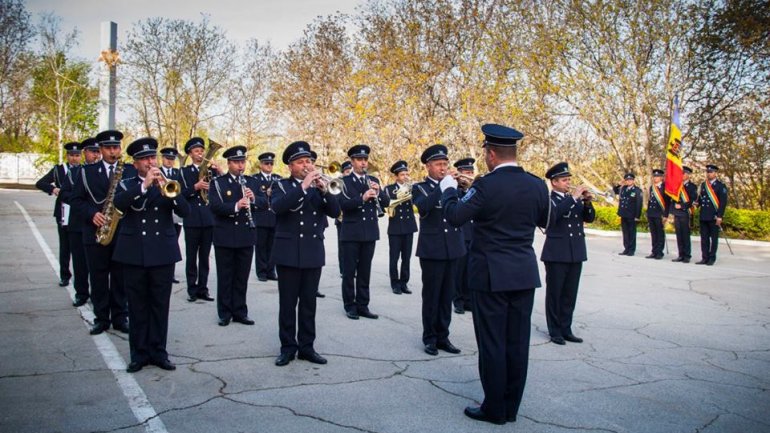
159, 147, 183, 283
384, 160, 417, 295
270, 141, 341, 366
252, 152, 281, 282
452, 157, 475, 313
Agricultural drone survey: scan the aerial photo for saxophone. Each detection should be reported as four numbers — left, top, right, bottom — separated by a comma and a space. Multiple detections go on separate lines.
198, 139, 223, 205
96, 162, 125, 246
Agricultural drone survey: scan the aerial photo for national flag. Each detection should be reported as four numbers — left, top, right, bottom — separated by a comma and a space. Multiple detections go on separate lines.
664, 96, 684, 199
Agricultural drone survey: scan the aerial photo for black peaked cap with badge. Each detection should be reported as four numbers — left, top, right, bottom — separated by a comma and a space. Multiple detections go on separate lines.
258, 152, 275, 163
96, 130, 123, 146
127, 137, 158, 159
223, 145, 247, 161
64, 142, 82, 154
683, 166, 693, 174
160, 147, 179, 159
652, 169, 664, 176
184, 137, 205, 154
481, 123, 524, 147
706, 164, 719, 172
341, 161, 352, 172
545, 162, 571, 180
390, 160, 408, 174
454, 158, 475, 170
81, 137, 98, 151
347, 144, 370, 159
282, 141, 312, 164
624, 173, 636, 180
420, 144, 449, 164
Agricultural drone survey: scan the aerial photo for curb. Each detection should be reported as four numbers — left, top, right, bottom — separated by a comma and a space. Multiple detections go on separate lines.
584, 228, 770, 248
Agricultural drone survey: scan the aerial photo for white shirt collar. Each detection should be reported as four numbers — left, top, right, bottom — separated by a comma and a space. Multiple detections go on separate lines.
553, 190, 565, 197
261, 171, 271, 178
493, 161, 518, 172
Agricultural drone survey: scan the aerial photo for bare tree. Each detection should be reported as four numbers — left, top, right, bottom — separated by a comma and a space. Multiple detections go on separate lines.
0, 0, 36, 151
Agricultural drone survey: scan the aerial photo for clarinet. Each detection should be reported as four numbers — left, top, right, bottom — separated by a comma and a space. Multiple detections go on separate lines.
238, 172, 256, 229
364, 170, 385, 218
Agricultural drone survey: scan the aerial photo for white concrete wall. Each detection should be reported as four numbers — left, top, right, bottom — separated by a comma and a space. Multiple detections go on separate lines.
0, 153, 51, 184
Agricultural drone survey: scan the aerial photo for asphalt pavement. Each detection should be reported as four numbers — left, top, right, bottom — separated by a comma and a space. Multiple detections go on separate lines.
1, 188, 769, 433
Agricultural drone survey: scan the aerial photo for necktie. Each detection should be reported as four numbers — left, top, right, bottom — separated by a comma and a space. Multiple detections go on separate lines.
108, 164, 114, 179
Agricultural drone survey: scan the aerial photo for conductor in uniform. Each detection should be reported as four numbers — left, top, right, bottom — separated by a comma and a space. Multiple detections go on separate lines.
270, 141, 341, 366
412, 144, 465, 356
614, 173, 643, 256
442, 124, 550, 425
541, 162, 595, 345
646, 169, 670, 259
671, 166, 697, 263
252, 152, 281, 282
71, 130, 130, 335
209, 146, 259, 326
113, 138, 190, 373
338, 145, 389, 320
696, 165, 728, 265
384, 160, 416, 295
452, 157, 475, 314
179, 138, 219, 302
36, 141, 83, 286
159, 147, 183, 283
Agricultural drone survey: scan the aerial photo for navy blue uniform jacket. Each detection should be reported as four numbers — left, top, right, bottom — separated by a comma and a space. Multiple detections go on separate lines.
36, 164, 67, 221
698, 180, 728, 221
541, 192, 595, 263
179, 165, 216, 227
646, 184, 671, 218
209, 174, 259, 248
338, 173, 390, 242
270, 179, 341, 268
252, 172, 281, 227
414, 178, 465, 260
614, 185, 643, 219
71, 162, 130, 246
112, 177, 190, 267
384, 183, 418, 236
670, 181, 698, 217
442, 166, 549, 292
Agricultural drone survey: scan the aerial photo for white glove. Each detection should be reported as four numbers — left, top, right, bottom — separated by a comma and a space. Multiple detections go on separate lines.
440, 175, 458, 192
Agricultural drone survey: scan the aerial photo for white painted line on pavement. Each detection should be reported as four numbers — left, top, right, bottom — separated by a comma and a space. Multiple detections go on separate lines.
15, 201, 169, 433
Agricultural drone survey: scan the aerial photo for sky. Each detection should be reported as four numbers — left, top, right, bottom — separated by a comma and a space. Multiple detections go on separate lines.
25, 0, 364, 63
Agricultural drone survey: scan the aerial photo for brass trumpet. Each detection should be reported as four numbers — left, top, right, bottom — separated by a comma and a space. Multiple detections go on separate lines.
567, 185, 614, 203
453, 172, 481, 187
155, 170, 181, 198
304, 166, 344, 195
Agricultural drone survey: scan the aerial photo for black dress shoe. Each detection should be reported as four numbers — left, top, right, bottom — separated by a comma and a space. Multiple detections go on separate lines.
706, 260, 715, 266
672, 257, 684, 262
564, 334, 583, 343
89, 323, 109, 335
345, 310, 359, 320
257, 276, 268, 282
618, 251, 629, 256
316, 291, 326, 298
437, 341, 461, 354
401, 285, 412, 294
172, 278, 180, 284
682, 258, 690, 263
198, 293, 214, 301
113, 323, 130, 334
187, 295, 198, 302
391, 285, 402, 294
126, 361, 145, 373
464, 406, 505, 425
58, 279, 69, 287
275, 352, 295, 366
550, 336, 566, 345
655, 255, 664, 260
233, 316, 255, 325
454, 306, 465, 314
72, 297, 88, 307
424, 344, 438, 356
358, 309, 378, 319
298, 351, 328, 364
152, 359, 176, 371
267, 274, 278, 281
696, 259, 708, 265
645, 254, 656, 259
218, 317, 231, 326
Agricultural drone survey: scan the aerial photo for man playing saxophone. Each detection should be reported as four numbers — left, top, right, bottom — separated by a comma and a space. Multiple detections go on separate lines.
384, 160, 416, 295
179, 137, 221, 302
70, 130, 130, 335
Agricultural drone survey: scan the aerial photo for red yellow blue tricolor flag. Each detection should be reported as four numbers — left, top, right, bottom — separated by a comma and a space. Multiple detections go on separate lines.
664, 96, 684, 199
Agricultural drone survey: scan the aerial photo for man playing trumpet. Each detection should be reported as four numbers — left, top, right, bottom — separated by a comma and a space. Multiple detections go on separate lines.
452, 158, 476, 314
384, 161, 417, 295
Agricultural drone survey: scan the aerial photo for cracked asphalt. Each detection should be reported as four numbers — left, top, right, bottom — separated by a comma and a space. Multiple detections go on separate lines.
1, 189, 769, 433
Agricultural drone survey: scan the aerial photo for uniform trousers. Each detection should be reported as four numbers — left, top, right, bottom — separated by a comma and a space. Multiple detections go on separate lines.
340, 241, 375, 313
277, 266, 322, 355
123, 264, 173, 364
674, 214, 692, 259
215, 246, 253, 320
57, 223, 72, 281
184, 227, 213, 297
172, 224, 181, 279
420, 258, 458, 345
544, 262, 582, 339
388, 233, 413, 288
68, 231, 89, 301
84, 243, 127, 327
254, 226, 276, 279
471, 288, 535, 423
453, 243, 472, 311
648, 216, 665, 256
620, 217, 637, 254
700, 220, 720, 262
